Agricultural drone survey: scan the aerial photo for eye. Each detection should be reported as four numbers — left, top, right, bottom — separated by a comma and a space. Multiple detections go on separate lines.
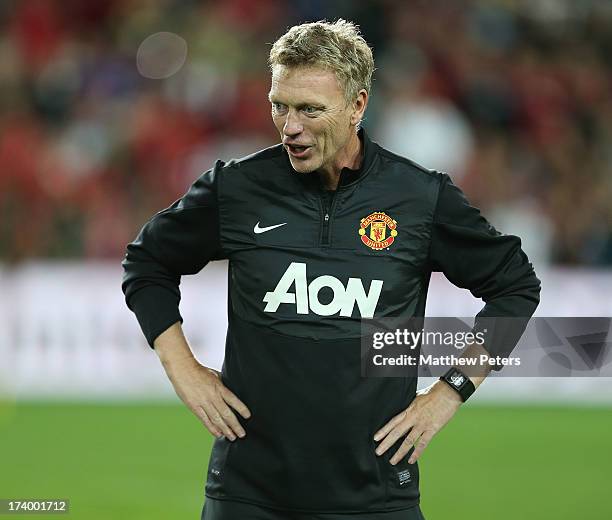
303, 106, 318, 114
272, 102, 287, 113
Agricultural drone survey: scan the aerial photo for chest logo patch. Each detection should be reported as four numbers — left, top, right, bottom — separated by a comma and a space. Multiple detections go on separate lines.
358, 212, 398, 250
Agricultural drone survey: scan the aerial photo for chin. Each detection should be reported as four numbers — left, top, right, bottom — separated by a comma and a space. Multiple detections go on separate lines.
289, 158, 318, 174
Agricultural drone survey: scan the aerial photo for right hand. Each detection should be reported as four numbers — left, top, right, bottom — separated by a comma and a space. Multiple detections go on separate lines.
163, 356, 251, 441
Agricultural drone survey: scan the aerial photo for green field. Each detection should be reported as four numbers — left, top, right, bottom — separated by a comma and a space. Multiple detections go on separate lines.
1, 402, 610, 519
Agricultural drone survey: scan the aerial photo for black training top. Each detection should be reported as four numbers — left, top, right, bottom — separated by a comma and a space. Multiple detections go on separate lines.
122, 128, 540, 514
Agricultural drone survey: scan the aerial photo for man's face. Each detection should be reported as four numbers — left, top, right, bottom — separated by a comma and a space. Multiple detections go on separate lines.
269, 65, 358, 174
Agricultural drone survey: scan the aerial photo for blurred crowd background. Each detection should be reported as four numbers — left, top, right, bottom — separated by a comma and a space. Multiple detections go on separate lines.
1, 0, 611, 266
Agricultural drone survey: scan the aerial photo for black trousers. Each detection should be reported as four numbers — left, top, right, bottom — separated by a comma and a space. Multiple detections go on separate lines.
201, 497, 426, 520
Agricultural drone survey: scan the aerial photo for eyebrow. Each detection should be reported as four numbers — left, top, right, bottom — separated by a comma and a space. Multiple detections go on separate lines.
268, 96, 324, 110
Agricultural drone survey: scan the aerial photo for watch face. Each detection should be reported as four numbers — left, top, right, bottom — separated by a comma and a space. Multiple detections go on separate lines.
442, 368, 475, 402
450, 373, 465, 387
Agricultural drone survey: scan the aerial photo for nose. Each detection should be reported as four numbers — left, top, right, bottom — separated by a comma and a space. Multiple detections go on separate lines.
283, 109, 303, 137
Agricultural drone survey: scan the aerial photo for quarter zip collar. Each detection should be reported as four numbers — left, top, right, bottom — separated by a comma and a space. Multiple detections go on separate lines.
335, 126, 375, 190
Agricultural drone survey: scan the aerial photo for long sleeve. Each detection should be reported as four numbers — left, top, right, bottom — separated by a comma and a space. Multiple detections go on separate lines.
121, 162, 226, 348
428, 173, 541, 360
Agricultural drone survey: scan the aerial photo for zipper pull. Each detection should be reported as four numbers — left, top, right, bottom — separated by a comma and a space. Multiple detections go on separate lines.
324, 213, 329, 221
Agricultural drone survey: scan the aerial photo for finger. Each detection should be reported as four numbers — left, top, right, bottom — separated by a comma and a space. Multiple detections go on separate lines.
220, 386, 251, 419
375, 421, 414, 457
212, 398, 246, 439
204, 401, 238, 441
196, 406, 222, 438
390, 428, 424, 465
374, 410, 407, 441
408, 431, 434, 464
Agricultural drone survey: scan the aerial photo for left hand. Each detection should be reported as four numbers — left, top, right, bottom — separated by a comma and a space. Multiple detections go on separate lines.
374, 380, 463, 465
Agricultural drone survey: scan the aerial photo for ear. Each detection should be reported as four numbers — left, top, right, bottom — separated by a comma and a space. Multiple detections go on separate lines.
350, 89, 368, 126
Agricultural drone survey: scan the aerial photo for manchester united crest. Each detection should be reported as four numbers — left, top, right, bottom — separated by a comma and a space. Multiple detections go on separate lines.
358, 212, 398, 250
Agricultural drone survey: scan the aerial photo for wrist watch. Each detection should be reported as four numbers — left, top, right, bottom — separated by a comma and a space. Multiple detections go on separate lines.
440, 367, 476, 402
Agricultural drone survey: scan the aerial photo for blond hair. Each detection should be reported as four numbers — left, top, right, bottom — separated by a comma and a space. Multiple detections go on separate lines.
269, 19, 374, 103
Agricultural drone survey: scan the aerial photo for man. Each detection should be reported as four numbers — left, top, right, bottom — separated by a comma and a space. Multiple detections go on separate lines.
122, 20, 540, 520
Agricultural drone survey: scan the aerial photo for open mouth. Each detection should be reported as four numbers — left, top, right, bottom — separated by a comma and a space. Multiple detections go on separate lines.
286, 144, 311, 158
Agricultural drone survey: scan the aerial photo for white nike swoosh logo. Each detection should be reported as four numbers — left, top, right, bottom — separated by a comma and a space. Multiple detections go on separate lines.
254, 221, 287, 234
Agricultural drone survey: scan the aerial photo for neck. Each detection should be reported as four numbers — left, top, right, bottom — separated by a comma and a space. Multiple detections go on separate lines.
319, 130, 363, 190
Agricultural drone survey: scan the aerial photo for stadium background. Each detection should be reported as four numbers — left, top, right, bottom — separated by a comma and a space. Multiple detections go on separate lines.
0, 0, 610, 518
